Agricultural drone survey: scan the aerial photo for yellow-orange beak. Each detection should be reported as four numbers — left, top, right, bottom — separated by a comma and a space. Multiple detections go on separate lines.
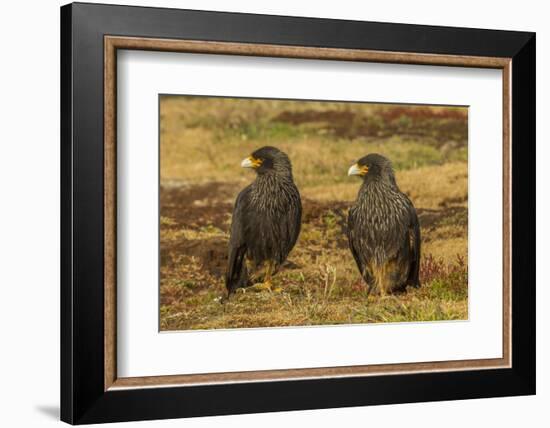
241, 156, 263, 169
348, 163, 369, 176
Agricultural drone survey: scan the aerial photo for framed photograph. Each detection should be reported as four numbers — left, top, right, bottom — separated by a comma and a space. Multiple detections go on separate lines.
60, 2, 535, 424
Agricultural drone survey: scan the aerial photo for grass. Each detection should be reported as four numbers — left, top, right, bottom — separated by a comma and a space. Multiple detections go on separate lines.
159, 96, 468, 331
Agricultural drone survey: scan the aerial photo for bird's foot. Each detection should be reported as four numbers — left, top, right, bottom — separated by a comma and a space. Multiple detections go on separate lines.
247, 281, 274, 293
216, 295, 228, 303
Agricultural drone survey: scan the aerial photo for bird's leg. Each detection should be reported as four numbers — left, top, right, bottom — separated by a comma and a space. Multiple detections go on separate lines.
263, 261, 273, 290
236, 260, 255, 294
248, 261, 277, 292
267, 261, 282, 293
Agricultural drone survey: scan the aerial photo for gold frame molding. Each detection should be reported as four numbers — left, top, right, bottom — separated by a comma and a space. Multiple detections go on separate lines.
104, 35, 512, 391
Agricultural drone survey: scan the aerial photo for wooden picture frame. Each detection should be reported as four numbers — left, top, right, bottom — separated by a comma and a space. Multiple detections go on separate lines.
61, 2, 535, 424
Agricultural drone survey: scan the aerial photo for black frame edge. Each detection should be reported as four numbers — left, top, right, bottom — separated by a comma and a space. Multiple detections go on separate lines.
510, 33, 536, 393
60, 3, 74, 425
71, 1, 533, 57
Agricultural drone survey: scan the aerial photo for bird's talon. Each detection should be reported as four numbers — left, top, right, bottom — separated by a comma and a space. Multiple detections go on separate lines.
248, 281, 273, 292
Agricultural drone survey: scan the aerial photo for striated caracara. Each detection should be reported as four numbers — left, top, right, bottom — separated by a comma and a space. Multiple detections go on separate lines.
225, 146, 302, 295
347, 153, 421, 295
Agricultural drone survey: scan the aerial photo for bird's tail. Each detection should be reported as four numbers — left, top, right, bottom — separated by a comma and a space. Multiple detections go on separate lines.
407, 217, 421, 288
225, 245, 249, 296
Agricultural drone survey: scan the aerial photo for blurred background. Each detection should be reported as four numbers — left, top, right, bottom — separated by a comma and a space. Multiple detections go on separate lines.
159, 96, 468, 330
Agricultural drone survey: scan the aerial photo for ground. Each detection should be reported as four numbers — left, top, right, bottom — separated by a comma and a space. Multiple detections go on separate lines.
159, 96, 468, 330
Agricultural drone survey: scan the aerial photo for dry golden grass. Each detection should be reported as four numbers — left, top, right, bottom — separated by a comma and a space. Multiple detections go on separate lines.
159, 96, 468, 331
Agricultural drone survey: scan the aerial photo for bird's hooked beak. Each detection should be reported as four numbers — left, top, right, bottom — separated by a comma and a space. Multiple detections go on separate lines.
348, 163, 368, 177
241, 156, 263, 169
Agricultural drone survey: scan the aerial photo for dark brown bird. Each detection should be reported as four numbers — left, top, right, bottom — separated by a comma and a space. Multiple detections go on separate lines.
347, 154, 420, 295
225, 146, 302, 295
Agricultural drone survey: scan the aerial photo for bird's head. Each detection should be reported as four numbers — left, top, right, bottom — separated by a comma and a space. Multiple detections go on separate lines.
348, 153, 397, 186
241, 146, 292, 177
